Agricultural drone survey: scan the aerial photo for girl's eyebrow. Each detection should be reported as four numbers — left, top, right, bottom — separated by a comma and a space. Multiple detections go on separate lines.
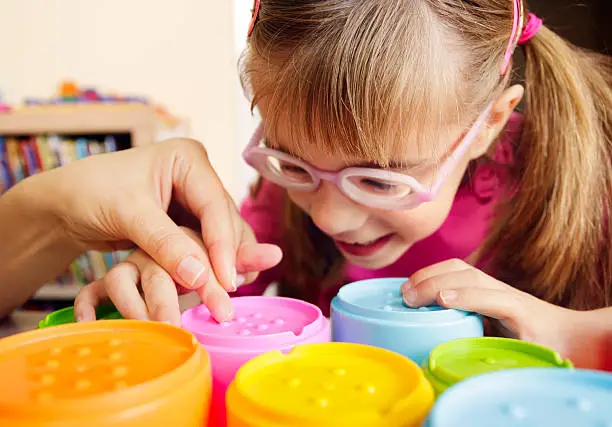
264, 138, 428, 170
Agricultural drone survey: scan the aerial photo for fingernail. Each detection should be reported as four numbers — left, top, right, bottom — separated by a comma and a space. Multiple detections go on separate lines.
214, 303, 234, 322
235, 273, 246, 289
440, 290, 458, 304
401, 279, 413, 292
403, 290, 417, 306
177, 256, 207, 288
230, 268, 238, 292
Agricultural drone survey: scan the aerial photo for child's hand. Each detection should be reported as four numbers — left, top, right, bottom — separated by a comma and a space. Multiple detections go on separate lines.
74, 227, 282, 325
401, 259, 576, 356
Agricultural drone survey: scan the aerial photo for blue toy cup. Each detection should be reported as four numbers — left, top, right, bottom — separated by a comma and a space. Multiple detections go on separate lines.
330, 278, 484, 365
425, 368, 612, 427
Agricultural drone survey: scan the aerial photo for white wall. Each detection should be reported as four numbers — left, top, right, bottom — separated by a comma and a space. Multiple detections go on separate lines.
233, 0, 260, 202
0, 0, 256, 199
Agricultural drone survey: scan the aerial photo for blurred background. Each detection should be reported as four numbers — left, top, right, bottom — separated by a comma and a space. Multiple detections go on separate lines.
0, 0, 609, 311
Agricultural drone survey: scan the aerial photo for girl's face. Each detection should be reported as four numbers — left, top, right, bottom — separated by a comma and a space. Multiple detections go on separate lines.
257, 101, 487, 270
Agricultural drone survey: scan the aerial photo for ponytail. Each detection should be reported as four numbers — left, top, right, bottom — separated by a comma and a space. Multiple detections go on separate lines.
489, 25, 612, 309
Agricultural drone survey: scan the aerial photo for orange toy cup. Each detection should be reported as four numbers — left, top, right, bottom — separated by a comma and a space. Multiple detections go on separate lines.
0, 320, 212, 427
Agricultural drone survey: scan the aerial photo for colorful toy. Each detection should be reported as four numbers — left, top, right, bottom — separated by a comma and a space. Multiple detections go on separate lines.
81, 88, 102, 102
425, 368, 612, 426
59, 80, 79, 102
0, 320, 212, 426
20, 81, 150, 106
38, 304, 123, 328
331, 278, 484, 364
181, 296, 331, 427
226, 342, 435, 427
422, 337, 574, 396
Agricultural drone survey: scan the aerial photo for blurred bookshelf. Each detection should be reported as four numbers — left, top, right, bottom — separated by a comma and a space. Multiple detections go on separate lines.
0, 101, 189, 311
0, 103, 161, 147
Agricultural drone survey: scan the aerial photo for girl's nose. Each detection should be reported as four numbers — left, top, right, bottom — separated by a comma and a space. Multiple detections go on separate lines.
308, 181, 369, 237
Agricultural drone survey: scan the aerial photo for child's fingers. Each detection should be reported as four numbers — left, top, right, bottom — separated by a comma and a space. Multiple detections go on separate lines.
404, 258, 472, 293
132, 252, 181, 326
102, 261, 150, 321
235, 242, 283, 285
74, 280, 108, 322
403, 266, 506, 308
437, 287, 527, 323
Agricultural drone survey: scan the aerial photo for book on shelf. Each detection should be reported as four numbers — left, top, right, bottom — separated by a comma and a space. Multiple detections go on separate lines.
0, 134, 130, 301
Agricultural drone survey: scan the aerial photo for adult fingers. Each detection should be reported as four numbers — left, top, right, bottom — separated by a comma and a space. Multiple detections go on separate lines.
195, 277, 234, 322
130, 251, 181, 326
169, 140, 238, 293
174, 226, 234, 320
117, 199, 219, 292
178, 227, 235, 321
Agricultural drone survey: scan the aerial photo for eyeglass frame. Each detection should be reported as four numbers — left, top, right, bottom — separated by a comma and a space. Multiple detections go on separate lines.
242, 103, 493, 211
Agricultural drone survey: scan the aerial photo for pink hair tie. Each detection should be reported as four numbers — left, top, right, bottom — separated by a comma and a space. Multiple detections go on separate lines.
500, 1, 543, 76
518, 13, 543, 45
248, 0, 261, 37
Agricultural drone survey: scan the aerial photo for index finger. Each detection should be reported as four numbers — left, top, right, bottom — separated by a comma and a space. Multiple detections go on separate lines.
169, 140, 238, 293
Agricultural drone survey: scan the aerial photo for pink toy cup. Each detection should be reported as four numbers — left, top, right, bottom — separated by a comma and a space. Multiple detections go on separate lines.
181, 296, 331, 427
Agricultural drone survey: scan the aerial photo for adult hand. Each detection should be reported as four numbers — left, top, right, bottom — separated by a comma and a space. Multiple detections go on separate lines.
32, 138, 281, 321
401, 259, 576, 357
75, 226, 281, 325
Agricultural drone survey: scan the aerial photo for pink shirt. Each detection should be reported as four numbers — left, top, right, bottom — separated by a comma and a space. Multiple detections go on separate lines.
233, 113, 523, 315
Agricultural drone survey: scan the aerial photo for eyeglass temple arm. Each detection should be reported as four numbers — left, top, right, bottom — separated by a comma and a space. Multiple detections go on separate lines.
430, 104, 493, 195
243, 123, 265, 159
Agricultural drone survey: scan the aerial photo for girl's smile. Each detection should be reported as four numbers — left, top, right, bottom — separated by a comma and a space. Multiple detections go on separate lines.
334, 233, 396, 258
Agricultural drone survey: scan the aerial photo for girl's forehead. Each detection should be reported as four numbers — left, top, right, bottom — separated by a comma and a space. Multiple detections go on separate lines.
251, 70, 469, 169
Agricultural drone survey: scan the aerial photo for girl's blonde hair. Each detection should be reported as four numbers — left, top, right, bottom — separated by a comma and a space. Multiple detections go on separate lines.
242, 0, 612, 310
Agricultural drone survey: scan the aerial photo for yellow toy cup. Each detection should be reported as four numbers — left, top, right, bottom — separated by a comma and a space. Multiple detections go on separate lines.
226, 342, 434, 427
0, 320, 212, 427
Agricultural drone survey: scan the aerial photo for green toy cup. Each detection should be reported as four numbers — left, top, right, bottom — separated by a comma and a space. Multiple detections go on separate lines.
38, 304, 123, 328
422, 337, 574, 396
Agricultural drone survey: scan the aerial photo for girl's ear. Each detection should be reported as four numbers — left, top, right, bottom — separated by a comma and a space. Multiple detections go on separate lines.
469, 84, 524, 159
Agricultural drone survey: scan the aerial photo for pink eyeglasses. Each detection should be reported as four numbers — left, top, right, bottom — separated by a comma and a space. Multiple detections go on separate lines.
242, 104, 492, 211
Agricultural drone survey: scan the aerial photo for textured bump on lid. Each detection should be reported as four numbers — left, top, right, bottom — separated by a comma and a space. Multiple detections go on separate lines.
423, 337, 573, 391
334, 278, 473, 322
0, 320, 206, 414
426, 368, 612, 427
228, 342, 434, 426
181, 297, 329, 350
